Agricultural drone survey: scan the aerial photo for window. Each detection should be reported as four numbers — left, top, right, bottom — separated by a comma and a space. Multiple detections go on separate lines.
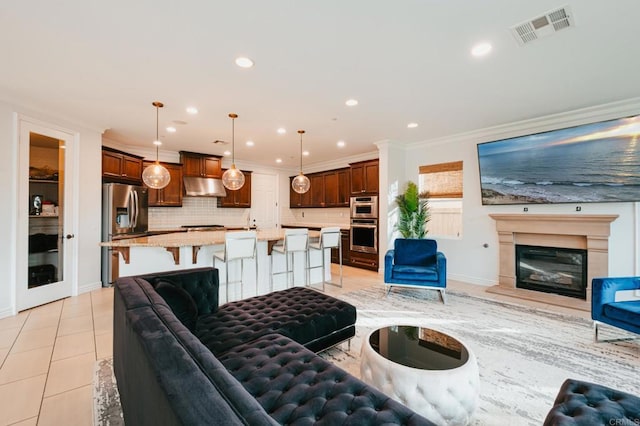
418, 161, 463, 238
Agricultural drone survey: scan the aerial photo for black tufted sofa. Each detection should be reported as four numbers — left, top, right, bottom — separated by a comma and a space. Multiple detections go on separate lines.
543, 378, 640, 425
114, 267, 434, 426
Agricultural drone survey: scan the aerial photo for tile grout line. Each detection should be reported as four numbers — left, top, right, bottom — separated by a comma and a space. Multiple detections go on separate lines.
0, 311, 31, 371
36, 300, 64, 424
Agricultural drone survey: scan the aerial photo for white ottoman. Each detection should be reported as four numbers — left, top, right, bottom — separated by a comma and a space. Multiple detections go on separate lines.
360, 325, 479, 426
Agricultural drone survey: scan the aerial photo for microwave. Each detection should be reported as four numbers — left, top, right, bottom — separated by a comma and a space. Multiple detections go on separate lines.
350, 196, 378, 218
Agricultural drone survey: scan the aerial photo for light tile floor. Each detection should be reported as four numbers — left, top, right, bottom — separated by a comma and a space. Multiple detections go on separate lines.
0, 265, 590, 425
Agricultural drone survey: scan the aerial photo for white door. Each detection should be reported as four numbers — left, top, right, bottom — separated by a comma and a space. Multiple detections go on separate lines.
250, 173, 278, 229
17, 117, 76, 311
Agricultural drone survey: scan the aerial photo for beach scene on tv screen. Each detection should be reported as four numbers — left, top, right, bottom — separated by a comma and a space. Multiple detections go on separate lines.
478, 114, 640, 205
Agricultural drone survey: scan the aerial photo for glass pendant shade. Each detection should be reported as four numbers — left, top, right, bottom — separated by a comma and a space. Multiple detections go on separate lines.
222, 164, 245, 190
222, 113, 245, 190
142, 162, 171, 189
142, 101, 171, 190
292, 129, 310, 194
292, 172, 310, 194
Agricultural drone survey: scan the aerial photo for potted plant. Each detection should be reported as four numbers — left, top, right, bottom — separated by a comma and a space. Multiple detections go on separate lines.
395, 181, 430, 238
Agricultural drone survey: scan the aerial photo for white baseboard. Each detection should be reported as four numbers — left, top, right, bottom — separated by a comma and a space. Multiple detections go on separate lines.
79, 280, 103, 294
0, 306, 16, 320
449, 273, 496, 287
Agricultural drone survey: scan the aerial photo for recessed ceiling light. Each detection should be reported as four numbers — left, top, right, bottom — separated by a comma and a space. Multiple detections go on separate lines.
166, 126, 177, 133
407, 122, 419, 128
246, 140, 254, 147
337, 140, 345, 148
277, 128, 286, 135
345, 99, 358, 107
302, 150, 309, 156
223, 150, 231, 156
235, 57, 254, 68
186, 107, 198, 115
153, 140, 162, 146
275, 158, 282, 163
471, 42, 492, 57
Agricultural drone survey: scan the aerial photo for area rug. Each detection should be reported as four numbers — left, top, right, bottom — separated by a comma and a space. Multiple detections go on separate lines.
94, 286, 640, 426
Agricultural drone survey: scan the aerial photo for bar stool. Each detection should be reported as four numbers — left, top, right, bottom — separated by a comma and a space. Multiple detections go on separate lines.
271, 228, 308, 290
213, 231, 257, 303
307, 227, 343, 291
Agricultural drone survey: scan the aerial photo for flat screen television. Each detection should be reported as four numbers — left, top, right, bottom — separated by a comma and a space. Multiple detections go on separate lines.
477, 113, 640, 205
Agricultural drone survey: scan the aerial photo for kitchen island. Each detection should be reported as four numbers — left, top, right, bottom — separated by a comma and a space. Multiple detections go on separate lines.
101, 229, 327, 301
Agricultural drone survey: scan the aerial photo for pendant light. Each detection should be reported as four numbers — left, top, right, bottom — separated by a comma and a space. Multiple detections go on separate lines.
292, 130, 311, 194
222, 113, 245, 190
142, 102, 171, 189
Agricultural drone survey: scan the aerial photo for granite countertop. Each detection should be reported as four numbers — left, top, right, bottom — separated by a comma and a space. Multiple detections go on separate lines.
101, 228, 320, 248
281, 222, 350, 231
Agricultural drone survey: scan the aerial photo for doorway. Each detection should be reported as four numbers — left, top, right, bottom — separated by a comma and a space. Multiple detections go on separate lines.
17, 117, 76, 311
250, 173, 278, 229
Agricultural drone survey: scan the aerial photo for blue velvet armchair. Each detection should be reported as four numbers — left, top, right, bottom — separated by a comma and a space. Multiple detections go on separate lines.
591, 277, 640, 342
384, 238, 447, 303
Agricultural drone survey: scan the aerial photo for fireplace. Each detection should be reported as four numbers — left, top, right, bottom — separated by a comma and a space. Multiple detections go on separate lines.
488, 214, 618, 311
515, 245, 587, 300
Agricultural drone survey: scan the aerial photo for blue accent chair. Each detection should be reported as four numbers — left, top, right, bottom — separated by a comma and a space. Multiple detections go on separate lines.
384, 238, 447, 303
591, 276, 640, 342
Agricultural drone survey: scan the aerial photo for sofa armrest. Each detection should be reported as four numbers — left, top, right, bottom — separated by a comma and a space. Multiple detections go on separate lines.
436, 252, 447, 286
384, 250, 395, 282
592, 277, 640, 321
138, 267, 221, 315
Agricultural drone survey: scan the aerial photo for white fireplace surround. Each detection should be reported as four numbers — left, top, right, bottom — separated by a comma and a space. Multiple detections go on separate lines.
488, 214, 618, 311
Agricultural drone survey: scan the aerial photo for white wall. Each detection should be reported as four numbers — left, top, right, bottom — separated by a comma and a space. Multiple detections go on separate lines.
0, 99, 102, 318
398, 98, 640, 286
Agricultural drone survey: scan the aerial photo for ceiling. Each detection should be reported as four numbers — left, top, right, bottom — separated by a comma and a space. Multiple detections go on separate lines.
2, 1, 639, 169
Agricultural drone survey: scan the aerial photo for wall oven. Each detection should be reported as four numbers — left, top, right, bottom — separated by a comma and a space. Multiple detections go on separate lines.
350, 218, 378, 254
350, 196, 378, 219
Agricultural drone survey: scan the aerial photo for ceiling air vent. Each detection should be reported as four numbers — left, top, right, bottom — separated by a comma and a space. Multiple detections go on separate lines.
510, 5, 573, 45
212, 139, 228, 145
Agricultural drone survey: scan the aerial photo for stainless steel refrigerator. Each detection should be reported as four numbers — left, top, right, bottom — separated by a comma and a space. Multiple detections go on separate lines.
101, 183, 149, 286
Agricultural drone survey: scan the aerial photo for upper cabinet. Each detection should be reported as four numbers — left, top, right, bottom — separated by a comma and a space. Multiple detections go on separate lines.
289, 167, 351, 208
143, 161, 184, 207
218, 170, 252, 208
350, 159, 379, 195
180, 151, 222, 178
324, 168, 350, 207
102, 147, 143, 185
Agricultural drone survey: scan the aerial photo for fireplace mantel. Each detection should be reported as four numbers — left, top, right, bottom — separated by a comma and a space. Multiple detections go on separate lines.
488, 214, 618, 311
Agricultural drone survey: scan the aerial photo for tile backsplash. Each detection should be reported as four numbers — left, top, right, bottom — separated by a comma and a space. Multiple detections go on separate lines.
149, 197, 249, 230
149, 197, 351, 230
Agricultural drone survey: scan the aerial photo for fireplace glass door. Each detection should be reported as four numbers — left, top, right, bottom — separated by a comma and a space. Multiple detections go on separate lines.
516, 245, 587, 299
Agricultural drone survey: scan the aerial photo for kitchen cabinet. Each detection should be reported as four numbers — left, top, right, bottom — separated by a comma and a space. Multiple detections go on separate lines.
324, 168, 350, 207
331, 229, 350, 265
310, 174, 325, 207
180, 151, 222, 178
289, 167, 351, 208
218, 170, 252, 208
349, 251, 378, 271
102, 147, 143, 184
143, 161, 183, 207
350, 159, 379, 195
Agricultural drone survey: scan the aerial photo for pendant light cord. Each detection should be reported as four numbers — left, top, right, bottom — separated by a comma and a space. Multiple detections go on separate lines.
155, 105, 160, 164
298, 130, 305, 174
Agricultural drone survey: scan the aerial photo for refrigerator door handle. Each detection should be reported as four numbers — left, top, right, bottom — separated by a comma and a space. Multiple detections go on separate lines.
128, 191, 135, 230
133, 190, 139, 229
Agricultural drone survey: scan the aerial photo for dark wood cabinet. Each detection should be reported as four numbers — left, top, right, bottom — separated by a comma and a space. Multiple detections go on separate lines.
180, 151, 222, 178
331, 229, 350, 265
310, 174, 325, 207
324, 168, 350, 207
349, 251, 378, 271
102, 147, 143, 184
350, 159, 379, 195
218, 170, 252, 208
143, 161, 183, 207
289, 167, 351, 208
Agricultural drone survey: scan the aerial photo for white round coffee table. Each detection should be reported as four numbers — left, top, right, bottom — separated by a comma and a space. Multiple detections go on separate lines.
360, 325, 479, 426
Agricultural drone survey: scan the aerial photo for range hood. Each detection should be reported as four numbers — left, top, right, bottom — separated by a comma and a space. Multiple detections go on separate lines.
183, 177, 227, 197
